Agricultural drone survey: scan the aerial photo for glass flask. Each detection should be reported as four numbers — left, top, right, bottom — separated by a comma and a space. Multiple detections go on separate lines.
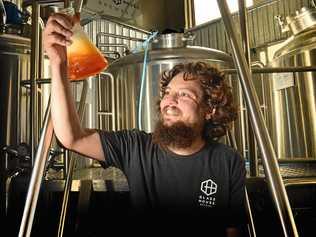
67, 14, 108, 81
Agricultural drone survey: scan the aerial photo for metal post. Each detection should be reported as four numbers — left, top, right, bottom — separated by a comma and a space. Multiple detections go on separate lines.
223, 65, 316, 74
184, 0, 190, 30
18, 98, 54, 237
227, 131, 257, 237
244, 188, 256, 237
30, 0, 40, 165
217, 1, 298, 236
97, 72, 116, 131
57, 80, 88, 237
184, 0, 195, 30
238, 0, 251, 63
238, 0, 258, 177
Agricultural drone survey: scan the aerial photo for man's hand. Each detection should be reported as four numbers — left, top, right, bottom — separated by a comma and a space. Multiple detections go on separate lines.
43, 13, 73, 65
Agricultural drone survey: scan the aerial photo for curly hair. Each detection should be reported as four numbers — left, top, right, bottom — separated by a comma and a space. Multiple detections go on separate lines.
158, 61, 238, 140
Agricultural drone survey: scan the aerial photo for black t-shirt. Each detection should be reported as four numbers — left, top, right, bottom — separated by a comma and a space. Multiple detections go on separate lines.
98, 129, 246, 233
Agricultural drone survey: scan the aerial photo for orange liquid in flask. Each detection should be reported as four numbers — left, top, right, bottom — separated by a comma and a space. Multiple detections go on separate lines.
67, 22, 108, 81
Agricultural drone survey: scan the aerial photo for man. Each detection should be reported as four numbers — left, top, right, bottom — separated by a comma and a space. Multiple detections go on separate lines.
43, 13, 246, 237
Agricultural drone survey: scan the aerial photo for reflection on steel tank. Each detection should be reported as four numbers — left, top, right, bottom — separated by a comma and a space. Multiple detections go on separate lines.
0, 34, 30, 166
99, 32, 244, 152
270, 6, 316, 159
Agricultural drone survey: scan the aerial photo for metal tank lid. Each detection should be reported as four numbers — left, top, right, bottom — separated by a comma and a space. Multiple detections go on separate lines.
108, 33, 233, 67
276, 6, 316, 36
272, 27, 316, 61
150, 32, 195, 49
273, 6, 316, 61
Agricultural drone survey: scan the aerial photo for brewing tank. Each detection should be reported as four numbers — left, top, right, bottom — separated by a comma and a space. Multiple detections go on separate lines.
270, 7, 316, 158
100, 33, 241, 146
0, 33, 30, 217
0, 34, 30, 162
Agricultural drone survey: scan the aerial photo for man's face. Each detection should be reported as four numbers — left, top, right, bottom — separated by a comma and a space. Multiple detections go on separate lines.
159, 72, 206, 128
153, 73, 209, 148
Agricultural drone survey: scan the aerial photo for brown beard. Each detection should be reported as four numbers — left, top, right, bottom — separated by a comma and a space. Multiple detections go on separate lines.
152, 119, 202, 149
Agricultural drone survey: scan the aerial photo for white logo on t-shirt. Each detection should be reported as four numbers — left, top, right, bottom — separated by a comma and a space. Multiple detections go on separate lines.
201, 178, 217, 196
198, 179, 217, 208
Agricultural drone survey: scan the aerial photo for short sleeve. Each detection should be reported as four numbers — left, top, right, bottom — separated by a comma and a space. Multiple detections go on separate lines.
97, 129, 151, 174
97, 129, 135, 171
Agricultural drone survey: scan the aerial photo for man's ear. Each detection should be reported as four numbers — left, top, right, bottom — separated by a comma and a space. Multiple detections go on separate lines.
205, 108, 216, 120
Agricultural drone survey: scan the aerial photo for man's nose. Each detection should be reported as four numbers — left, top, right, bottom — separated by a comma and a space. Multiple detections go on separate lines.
164, 92, 178, 104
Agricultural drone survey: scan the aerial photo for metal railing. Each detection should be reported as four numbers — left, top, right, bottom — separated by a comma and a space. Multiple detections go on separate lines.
97, 72, 116, 132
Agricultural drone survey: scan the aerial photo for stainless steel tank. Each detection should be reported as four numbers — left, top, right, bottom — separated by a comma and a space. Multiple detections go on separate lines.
270, 7, 316, 159
0, 33, 30, 218
0, 34, 30, 161
99, 33, 241, 143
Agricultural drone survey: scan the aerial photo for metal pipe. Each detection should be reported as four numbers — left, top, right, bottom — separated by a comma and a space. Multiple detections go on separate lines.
111, 74, 115, 128
189, 0, 195, 27
238, 0, 258, 178
283, 178, 316, 187
97, 73, 103, 129
100, 51, 121, 59
97, 111, 114, 115
216, 1, 298, 236
184, 0, 189, 30
100, 72, 116, 131
238, 0, 251, 63
227, 130, 237, 152
98, 43, 129, 53
260, 158, 316, 163
18, 67, 316, 86
245, 188, 256, 237
223, 66, 316, 74
57, 80, 88, 237
18, 98, 54, 237
81, 7, 150, 34
184, 0, 194, 30
75, 0, 83, 13
57, 150, 71, 237
115, 71, 121, 130
98, 43, 129, 48
20, 79, 52, 85
30, 0, 40, 165
226, 131, 256, 237
97, 32, 145, 43
248, 62, 267, 177
62, 148, 68, 179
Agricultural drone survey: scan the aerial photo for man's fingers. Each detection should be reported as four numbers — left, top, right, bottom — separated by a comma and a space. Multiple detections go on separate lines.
44, 14, 74, 48
47, 13, 73, 30
45, 33, 72, 47
48, 20, 73, 39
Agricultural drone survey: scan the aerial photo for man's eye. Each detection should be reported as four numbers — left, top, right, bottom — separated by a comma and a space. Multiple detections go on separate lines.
179, 92, 190, 97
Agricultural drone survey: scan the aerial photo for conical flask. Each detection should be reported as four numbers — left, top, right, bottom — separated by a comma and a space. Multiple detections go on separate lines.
67, 15, 108, 81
